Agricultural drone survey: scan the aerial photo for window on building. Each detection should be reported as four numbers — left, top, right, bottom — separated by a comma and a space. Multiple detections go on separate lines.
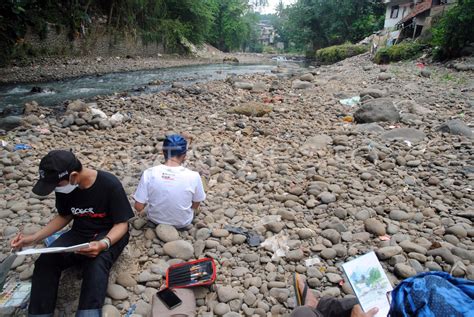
390, 5, 400, 19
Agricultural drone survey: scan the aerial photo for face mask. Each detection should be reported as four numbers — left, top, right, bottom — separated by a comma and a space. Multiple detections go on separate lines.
55, 183, 78, 194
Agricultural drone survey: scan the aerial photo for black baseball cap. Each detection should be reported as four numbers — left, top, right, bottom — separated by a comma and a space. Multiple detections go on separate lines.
32, 150, 79, 196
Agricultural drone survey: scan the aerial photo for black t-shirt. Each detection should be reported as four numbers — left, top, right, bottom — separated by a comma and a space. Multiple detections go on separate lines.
55, 170, 134, 236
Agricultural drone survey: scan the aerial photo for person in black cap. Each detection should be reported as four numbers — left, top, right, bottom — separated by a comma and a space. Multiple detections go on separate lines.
10, 150, 134, 317
133, 134, 206, 229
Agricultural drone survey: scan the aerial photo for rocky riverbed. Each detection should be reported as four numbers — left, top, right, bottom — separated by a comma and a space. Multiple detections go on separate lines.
0, 53, 473, 317
0, 52, 271, 85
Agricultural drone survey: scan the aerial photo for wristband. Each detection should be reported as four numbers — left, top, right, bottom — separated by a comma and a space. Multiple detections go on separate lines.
100, 238, 111, 250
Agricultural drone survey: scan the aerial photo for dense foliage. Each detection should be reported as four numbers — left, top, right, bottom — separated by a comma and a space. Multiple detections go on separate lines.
315, 44, 368, 64
278, 0, 384, 52
0, 0, 265, 65
431, 0, 474, 60
207, 0, 259, 52
374, 42, 424, 64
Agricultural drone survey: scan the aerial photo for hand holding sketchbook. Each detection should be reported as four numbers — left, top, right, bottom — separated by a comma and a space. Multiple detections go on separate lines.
16, 243, 90, 255
342, 252, 393, 317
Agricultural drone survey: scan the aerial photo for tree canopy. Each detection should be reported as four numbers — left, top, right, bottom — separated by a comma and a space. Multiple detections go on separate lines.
0, 0, 267, 64
276, 0, 384, 51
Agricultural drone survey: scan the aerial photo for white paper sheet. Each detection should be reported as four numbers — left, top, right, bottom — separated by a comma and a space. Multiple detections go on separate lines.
342, 251, 393, 317
16, 243, 90, 255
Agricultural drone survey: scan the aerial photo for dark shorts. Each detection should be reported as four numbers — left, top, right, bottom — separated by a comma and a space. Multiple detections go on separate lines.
290, 297, 359, 317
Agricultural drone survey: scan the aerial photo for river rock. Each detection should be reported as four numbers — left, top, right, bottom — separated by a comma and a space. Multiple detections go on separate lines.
229, 102, 272, 117
196, 228, 211, 240
102, 305, 121, 317
116, 272, 137, 288
301, 134, 332, 151
364, 218, 386, 236
381, 128, 426, 143
376, 246, 402, 260
287, 249, 304, 261
155, 224, 180, 242
319, 192, 336, 204
399, 240, 428, 255
298, 228, 315, 239
217, 286, 240, 303
269, 288, 290, 303
360, 89, 386, 98
300, 73, 314, 82
437, 119, 472, 138
0, 116, 22, 130
163, 240, 194, 260
320, 248, 337, 260
292, 80, 312, 89
67, 100, 89, 113
215, 303, 230, 315
389, 210, 411, 221
446, 225, 468, 238
321, 229, 340, 244
354, 98, 400, 123
107, 284, 128, 300
234, 82, 254, 90
394, 263, 417, 278
427, 247, 455, 264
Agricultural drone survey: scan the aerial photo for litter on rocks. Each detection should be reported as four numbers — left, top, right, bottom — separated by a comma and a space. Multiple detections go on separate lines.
13, 144, 32, 151
260, 233, 289, 260
339, 96, 360, 107
305, 257, 321, 267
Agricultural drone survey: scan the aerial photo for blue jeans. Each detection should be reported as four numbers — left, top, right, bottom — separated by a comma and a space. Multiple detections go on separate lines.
28, 230, 129, 316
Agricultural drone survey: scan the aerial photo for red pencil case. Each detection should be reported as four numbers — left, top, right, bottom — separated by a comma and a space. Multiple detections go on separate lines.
166, 257, 216, 289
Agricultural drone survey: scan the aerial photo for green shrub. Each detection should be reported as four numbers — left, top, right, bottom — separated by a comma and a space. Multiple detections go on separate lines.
263, 45, 277, 54
432, 0, 474, 60
374, 42, 424, 64
315, 44, 368, 64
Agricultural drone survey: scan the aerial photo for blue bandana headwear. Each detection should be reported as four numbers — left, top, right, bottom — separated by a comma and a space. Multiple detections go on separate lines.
163, 134, 187, 159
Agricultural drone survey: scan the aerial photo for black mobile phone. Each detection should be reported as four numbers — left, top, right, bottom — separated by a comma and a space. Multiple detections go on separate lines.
157, 288, 182, 310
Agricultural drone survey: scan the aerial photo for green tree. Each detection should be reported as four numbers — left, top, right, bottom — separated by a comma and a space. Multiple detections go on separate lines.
284, 0, 384, 51
432, 0, 474, 59
366, 268, 382, 286
208, 0, 253, 51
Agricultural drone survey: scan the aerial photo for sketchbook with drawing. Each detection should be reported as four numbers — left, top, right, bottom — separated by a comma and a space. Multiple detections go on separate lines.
342, 251, 393, 317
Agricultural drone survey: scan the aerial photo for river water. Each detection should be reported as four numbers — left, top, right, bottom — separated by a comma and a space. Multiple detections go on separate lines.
0, 63, 281, 113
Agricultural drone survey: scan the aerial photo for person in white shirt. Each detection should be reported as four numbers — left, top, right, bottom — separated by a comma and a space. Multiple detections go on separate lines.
133, 134, 206, 229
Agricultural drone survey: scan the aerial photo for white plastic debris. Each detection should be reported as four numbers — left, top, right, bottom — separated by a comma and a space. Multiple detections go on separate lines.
259, 215, 282, 225
260, 232, 289, 260
339, 96, 360, 107
305, 257, 321, 267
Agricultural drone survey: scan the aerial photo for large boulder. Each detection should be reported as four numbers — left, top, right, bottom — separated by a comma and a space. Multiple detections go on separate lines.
354, 98, 400, 123
163, 240, 194, 260
437, 119, 472, 138
0, 116, 22, 130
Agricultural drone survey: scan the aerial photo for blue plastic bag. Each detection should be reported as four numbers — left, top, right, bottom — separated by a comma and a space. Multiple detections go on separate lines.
389, 271, 474, 317
13, 144, 32, 151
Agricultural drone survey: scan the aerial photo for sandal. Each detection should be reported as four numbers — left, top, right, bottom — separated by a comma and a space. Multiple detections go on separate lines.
293, 272, 308, 306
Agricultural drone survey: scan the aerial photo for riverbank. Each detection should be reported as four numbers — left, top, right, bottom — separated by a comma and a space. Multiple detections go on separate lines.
1, 54, 473, 316
0, 52, 273, 85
